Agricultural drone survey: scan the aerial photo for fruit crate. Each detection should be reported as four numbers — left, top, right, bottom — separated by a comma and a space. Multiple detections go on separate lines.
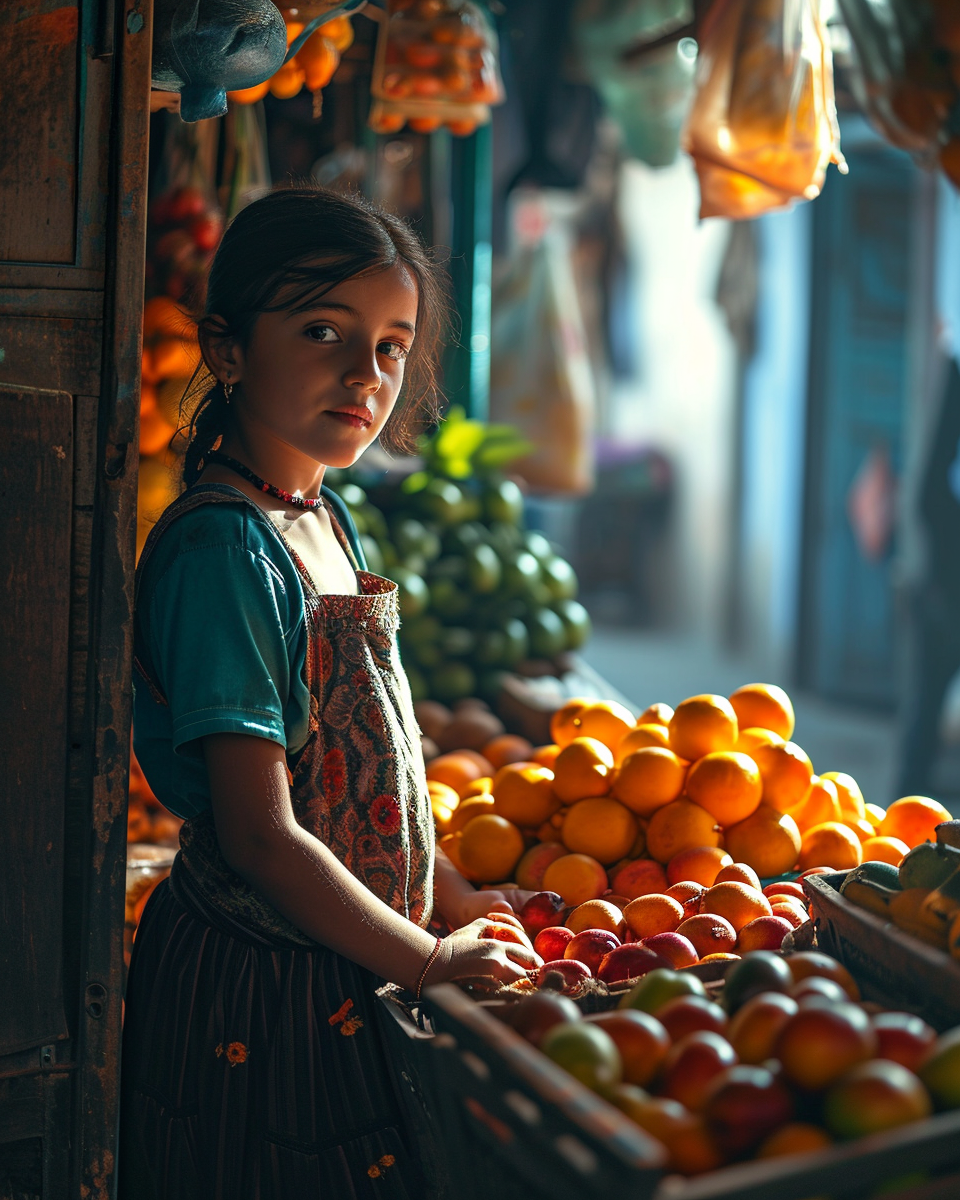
802, 872, 960, 1032
390, 982, 960, 1200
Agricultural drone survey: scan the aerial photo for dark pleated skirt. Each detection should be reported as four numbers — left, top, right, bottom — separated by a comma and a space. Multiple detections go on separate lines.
118, 863, 426, 1200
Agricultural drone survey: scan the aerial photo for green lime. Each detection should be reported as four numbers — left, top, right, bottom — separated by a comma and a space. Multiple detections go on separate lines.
542, 556, 578, 602
554, 599, 592, 650
466, 543, 502, 594
502, 551, 542, 598
418, 478, 470, 527
486, 521, 524, 558
427, 576, 471, 622
540, 1022, 622, 1092
523, 531, 554, 561
391, 568, 429, 620
500, 617, 530, 666
526, 609, 567, 658
429, 662, 477, 704
390, 517, 442, 564
483, 478, 525, 526
618, 968, 706, 1015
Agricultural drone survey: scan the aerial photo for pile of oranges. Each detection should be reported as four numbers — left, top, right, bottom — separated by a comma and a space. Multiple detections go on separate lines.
430, 684, 954, 901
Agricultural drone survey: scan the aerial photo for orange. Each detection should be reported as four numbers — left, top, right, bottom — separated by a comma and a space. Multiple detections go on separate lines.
428, 781, 460, 833
788, 776, 840, 833
458, 814, 525, 883
798, 822, 863, 872
566, 898, 624, 935
615, 723, 671, 763
622, 893, 685, 939
700, 881, 772, 932
483, 734, 535, 771
572, 700, 637, 752
439, 831, 466, 874
645, 799, 721, 864
748, 740, 814, 813
723, 804, 802, 877
560, 796, 639, 865
860, 835, 910, 866
551, 737, 614, 803
865, 802, 886, 829
515, 841, 568, 890
684, 752, 762, 826
530, 743, 561, 769
297, 33, 340, 90
446, 794, 494, 834
728, 683, 795, 740
665, 846, 732, 888
851, 817, 879, 843
462, 776, 494, 799
714, 862, 762, 889
541, 852, 609, 906
820, 771, 866, 822
638, 702, 674, 726
550, 698, 588, 748
736, 727, 784, 755
613, 747, 686, 817
668, 694, 738, 761
458, 748, 496, 775
491, 762, 560, 828
426, 751, 487, 798
269, 59, 306, 99
879, 796, 953, 848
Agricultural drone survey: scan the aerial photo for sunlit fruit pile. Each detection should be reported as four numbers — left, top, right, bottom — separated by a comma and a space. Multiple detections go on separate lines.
430, 682, 955, 902
369, 0, 503, 135
501, 949, 960, 1176
228, 9, 354, 104
842, 822, 960, 958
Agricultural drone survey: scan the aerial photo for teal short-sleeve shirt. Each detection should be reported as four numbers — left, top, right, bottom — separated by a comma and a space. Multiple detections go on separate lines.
133, 483, 364, 820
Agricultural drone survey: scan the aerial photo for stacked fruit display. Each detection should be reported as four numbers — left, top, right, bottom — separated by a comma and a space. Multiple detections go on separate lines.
430, 681, 953, 902
842, 824, 960, 956
501, 948, 960, 1176
338, 411, 590, 705
368, 0, 503, 135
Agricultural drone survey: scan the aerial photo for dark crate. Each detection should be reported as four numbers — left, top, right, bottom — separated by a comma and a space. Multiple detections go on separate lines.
402, 982, 960, 1200
802, 871, 960, 1031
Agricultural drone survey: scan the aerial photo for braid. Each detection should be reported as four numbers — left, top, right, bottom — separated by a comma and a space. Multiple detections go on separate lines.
182, 380, 230, 487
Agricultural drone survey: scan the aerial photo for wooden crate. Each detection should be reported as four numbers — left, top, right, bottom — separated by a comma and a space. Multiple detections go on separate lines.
802, 872, 960, 1031
394, 982, 960, 1200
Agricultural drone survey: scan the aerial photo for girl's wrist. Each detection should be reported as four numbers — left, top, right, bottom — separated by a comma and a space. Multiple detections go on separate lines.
415, 935, 449, 996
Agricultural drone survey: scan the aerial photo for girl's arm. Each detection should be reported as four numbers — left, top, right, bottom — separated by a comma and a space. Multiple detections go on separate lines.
204, 733, 539, 991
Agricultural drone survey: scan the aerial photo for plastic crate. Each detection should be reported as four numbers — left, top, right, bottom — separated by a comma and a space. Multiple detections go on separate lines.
802, 871, 960, 1031
409, 982, 960, 1200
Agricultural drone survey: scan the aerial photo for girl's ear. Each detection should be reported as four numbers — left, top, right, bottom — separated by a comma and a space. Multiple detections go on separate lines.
200, 317, 243, 382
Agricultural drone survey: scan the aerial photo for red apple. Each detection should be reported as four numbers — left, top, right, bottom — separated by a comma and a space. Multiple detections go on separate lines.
871, 1012, 937, 1072
597, 943, 670, 986
534, 925, 574, 962
519, 891, 567, 938
642, 932, 699, 969
538, 959, 591, 994
507, 991, 581, 1047
565, 928, 621, 977
660, 1030, 739, 1111
702, 1065, 795, 1156
585, 1010, 671, 1086
657, 995, 728, 1043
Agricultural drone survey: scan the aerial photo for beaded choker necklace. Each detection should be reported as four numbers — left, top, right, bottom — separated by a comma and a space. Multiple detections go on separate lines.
205, 451, 325, 511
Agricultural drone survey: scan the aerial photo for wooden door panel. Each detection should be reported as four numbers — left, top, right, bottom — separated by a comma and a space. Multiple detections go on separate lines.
0, 386, 73, 1056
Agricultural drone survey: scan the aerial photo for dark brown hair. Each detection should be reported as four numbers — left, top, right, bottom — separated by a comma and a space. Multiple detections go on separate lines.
180, 185, 448, 485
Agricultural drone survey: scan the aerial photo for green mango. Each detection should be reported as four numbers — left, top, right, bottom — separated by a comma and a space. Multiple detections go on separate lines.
898, 841, 960, 891
844, 861, 902, 890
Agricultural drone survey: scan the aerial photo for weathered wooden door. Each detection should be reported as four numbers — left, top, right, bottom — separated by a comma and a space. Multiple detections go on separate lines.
0, 1, 150, 1196
798, 135, 927, 707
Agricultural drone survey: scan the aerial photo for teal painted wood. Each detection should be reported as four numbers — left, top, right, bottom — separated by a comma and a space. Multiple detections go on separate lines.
800, 140, 917, 707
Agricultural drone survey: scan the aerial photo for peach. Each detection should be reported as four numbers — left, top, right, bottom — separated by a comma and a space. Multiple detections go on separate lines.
702, 1064, 795, 1156
610, 858, 669, 899
565, 928, 621, 976
642, 932, 699, 969
657, 995, 728, 1042
770, 902, 807, 929
665, 881, 708, 919
533, 925, 574, 962
660, 1031, 739, 1111
762, 881, 807, 903
871, 1012, 937, 1072
727, 992, 798, 1064
676, 913, 738, 958
584, 1010, 671, 1086
516, 843, 569, 891
519, 891, 567, 938
566, 898, 624, 935
785, 950, 860, 1000
714, 862, 762, 889
508, 991, 581, 1047
537, 959, 591, 994
597, 943, 669, 986
775, 1004, 877, 1090
790, 977, 847, 1007
736, 915, 793, 953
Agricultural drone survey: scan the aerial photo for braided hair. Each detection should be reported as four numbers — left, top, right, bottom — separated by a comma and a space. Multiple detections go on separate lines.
179, 185, 449, 487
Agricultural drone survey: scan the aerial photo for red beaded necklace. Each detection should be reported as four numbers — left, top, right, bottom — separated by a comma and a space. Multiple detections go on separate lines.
205, 451, 325, 510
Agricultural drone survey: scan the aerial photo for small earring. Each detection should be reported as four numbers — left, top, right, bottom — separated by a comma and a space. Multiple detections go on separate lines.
223, 377, 233, 401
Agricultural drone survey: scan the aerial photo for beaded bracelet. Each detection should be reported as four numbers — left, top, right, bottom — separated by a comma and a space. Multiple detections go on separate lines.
415, 936, 443, 1000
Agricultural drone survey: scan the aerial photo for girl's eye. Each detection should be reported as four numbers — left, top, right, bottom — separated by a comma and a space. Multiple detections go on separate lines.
306, 324, 340, 343
378, 341, 409, 362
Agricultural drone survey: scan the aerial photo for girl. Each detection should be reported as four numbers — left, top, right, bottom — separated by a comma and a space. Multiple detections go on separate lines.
120, 186, 540, 1200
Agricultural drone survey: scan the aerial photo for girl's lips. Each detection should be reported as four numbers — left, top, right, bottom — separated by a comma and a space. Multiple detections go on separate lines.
326, 406, 373, 429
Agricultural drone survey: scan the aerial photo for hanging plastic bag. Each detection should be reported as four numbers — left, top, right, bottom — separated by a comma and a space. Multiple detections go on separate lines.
488, 207, 595, 495
683, 0, 844, 220
575, 0, 697, 168
837, 0, 960, 189
368, 0, 504, 136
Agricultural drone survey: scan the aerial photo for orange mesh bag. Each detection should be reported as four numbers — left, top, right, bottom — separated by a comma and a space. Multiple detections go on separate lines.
683, 0, 844, 219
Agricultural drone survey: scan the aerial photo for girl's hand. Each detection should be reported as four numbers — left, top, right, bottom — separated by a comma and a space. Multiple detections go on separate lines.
444, 887, 539, 929
421, 918, 542, 990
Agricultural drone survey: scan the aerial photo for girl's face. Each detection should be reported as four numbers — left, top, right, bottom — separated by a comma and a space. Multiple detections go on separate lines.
227, 261, 419, 470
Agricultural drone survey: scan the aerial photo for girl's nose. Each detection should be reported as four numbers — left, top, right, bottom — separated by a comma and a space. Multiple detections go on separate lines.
343, 345, 382, 393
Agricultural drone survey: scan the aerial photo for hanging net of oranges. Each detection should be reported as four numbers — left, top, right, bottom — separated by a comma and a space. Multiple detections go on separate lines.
227, 6, 356, 105
369, 0, 504, 136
